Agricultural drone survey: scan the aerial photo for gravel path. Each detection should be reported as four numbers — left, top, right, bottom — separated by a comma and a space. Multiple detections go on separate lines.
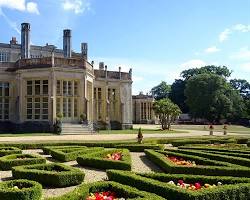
131, 152, 162, 173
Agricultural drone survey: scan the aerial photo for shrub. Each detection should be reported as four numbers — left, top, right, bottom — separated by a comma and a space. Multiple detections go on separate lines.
77, 149, 131, 170
50, 147, 104, 161
168, 149, 250, 167
0, 147, 22, 156
12, 163, 85, 187
0, 179, 42, 200
114, 144, 164, 152
46, 181, 164, 200
0, 154, 46, 170
42, 145, 86, 155
144, 149, 250, 177
107, 170, 250, 200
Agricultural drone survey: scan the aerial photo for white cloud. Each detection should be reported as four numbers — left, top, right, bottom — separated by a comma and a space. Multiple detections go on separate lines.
219, 24, 250, 42
26, 2, 39, 15
230, 47, 250, 61
204, 46, 220, 53
0, 0, 39, 14
62, 0, 90, 14
219, 28, 231, 42
232, 24, 250, 32
180, 59, 206, 68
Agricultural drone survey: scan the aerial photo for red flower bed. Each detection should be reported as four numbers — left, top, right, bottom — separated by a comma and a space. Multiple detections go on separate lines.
168, 179, 222, 190
106, 152, 122, 161
167, 156, 196, 166
86, 191, 126, 200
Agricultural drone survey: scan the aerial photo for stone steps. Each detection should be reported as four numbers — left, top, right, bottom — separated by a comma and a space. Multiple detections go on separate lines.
61, 123, 94, 135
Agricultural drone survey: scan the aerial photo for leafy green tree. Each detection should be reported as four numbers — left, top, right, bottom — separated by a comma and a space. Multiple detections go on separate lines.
169, 79, 189, 113
153, 98, 181, 130
181, 65, 232, 80
185, 73, 244, 122
230, 79, 250, 98
151, 81, 171, 100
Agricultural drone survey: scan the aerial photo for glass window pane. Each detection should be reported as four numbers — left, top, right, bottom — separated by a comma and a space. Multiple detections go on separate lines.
68, 81, 72, 95
42, 115, 48, 119
4, 83, 9, 97
57, 80, 61, 95
74, 81, 78, 95
63, 81, 67, 95
35, 115, 40, 119
35, 84, 40, 95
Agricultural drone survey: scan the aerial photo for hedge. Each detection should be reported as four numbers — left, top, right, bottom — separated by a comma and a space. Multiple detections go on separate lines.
0, 154, 46, 170
46, 181, 164, 200
179, 146, 250, 154
0, 179, 42, 200
12, 163, 85, 187
42, 145, 87, 155
0, 147, 22, 156
201, 150, 250, 159
144, 149, 250, 177
77, 148, 131, 170
168, 149, 250, 167
114, 144, 164, 152
49, 147, 104, 161
107, 170, 250, 200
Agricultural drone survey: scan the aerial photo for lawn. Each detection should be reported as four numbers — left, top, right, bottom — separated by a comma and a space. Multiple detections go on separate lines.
98, 128, 187, 134
0, 133, 54, 137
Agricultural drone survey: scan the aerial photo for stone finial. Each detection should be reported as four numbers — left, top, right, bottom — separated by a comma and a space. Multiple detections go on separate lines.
119, 66, 122, 80
91, 61, 94, 65
99, 62, 104, 70
129, 68, 132, 79
105, 65, 108, 79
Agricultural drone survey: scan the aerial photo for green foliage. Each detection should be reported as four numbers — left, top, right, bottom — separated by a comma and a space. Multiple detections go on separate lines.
114, 144, 164, 152
0, 147, 22, 156
185, 73, 244, 121
166, 149, 250, 167
12, 163, 85, 187
151, 81, 171, 100
144, 149, 250, 177
46, 181, 164, 200
169, 79, 189, 113
230, 79, 250, 97
49, 147, 104, 161
77, 149, 132, 170
0, 154, 46, 170
181, 65, 232, 80
0, 179, 42, 200
153, 98, 181, 130
107, 170, 250, 200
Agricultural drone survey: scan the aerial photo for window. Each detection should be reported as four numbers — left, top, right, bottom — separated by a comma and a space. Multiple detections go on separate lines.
42, 80, 48, 95
74, 81, 78, 96
74, 98, 78, 117
57, 80, 61, 95
0, 82, 10, 120
0, 52, 10, 62
98, 88, 102, 100
94, 88, 96, 99
26, 80, 49, 120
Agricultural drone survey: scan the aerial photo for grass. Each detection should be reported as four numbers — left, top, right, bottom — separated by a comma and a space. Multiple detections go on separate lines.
172, 124, 250, 133
98, 128, 187, 134
0, 133, 54, 137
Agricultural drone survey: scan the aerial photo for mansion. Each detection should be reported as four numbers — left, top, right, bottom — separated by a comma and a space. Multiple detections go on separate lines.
0, 23, 132, 132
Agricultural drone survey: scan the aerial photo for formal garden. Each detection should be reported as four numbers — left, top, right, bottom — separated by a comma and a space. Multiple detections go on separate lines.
0, 136, 249, 200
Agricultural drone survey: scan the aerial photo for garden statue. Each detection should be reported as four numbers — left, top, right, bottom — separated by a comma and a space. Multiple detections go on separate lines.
137, 128, 143, 144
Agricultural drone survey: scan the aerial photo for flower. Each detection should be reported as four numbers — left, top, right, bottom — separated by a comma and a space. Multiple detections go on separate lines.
167, 156, 196, 166
86, 191, 125, 200
106, 152, 122, 161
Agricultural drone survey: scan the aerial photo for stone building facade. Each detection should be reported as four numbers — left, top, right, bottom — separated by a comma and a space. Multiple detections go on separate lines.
0, 23, 132, 132
132, 93, 157, 124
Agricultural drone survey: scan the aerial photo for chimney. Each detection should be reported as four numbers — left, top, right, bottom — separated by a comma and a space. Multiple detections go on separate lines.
99, 62, 104, 70
10, 37, 17, 45
21, 23, 31, 59
63, 29, 72, 58
81, 43, 88, 60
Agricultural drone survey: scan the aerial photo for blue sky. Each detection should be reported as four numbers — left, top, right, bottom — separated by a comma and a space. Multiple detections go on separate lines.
0, 0, 249, 94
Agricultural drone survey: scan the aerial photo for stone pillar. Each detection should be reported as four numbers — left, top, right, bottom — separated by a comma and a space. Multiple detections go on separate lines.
51, 70, 56, 124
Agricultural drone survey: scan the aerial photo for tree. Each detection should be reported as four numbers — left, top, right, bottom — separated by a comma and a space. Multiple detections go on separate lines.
230, 79, 250, 98
185, 73, 244, 122
181, 65, 232, 80
151, 81, 171, 100
169, 79, 189, 113
153, 98, 181, 130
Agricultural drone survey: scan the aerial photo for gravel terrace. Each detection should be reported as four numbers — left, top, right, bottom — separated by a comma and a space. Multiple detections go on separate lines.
0, 149, 162, 198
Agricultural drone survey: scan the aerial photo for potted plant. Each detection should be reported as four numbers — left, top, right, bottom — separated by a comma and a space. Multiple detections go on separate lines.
54, 113, 63, 134
80, 113, 87, 124
137, 128, 143, 144
209, 124, 214, 136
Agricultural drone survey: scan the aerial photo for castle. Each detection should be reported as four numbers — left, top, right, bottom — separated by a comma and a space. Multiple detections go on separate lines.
0, 23, 133, 132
